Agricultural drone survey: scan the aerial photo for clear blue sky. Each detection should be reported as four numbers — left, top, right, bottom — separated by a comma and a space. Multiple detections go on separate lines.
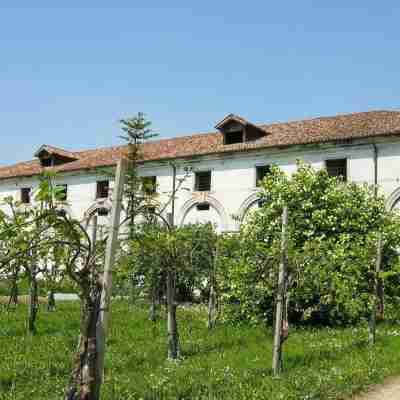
1, 2, 399, 166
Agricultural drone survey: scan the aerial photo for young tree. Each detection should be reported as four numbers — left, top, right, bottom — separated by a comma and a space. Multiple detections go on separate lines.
2, 164, 127, 399
0, 195, 53, 334
221, 163, 400, 330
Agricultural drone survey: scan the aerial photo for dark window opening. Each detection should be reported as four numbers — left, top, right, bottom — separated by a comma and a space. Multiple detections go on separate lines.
57, 209, 67, 217
195, 171, 211, 192
97, 207, 109, 216
256, 165, 271, 186
41, 157, 53, 167
326, 159, 347, 181
146, 206, 156, 215
96, 180, 109, 199
21, 188, 31, 204
142, 176, 157, 194
258, 199, 266, 208
56, 184, 68, 201
196, 202, 210, 211
224, 130, 244, 145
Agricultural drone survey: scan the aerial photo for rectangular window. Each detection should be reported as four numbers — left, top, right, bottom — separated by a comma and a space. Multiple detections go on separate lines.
142, 176, 157, 194
146, 206, 156, 215
57, 184, 68, 201
41, 157, 53, 167
97, 207, 109, 216
195, 171, 211, 192
21, 188, 31, 204
256, 165, 271, 186
326, 159, 347, 181
224, 130, 244, 145
96, 180, 109, 199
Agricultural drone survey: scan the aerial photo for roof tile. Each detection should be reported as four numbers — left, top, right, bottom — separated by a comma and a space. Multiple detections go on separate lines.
1, 110, 400, 180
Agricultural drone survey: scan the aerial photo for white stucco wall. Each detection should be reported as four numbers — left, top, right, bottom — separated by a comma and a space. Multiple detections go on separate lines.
2, 138, 400, 232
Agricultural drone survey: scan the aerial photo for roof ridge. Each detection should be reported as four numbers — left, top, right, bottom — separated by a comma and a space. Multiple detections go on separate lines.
1, 109, 400, 179
260, 109, 400, 129
30, 110, 400, 157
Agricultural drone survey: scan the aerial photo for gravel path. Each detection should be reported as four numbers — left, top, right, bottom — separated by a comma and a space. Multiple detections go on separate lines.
353, 377, 400, 400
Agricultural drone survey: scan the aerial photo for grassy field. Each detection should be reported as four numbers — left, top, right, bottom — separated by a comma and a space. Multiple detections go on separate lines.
1, 302, 400, 399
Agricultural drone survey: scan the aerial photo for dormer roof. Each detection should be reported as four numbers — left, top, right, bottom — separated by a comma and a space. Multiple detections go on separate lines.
215, 113, 268, 144
215, 113, 267, 134
34, 145, 79, 161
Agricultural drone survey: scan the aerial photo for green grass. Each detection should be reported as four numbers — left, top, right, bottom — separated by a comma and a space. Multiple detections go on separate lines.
1, 302, 400, 399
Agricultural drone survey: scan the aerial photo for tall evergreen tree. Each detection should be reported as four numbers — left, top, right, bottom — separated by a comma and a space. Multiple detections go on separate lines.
119, 112, 158, 239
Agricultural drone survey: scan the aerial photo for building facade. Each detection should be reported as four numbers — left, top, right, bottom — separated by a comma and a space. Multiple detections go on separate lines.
1, 110, 400, 231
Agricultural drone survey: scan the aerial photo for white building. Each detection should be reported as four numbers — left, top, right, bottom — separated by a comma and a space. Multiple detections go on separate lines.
1, 110, 400, 231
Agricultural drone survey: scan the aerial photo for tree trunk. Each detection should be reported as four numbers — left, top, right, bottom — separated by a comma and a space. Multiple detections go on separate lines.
7, 273, 19, 310
27, 274, 39, 335
377, 280, 384, 319
65, 289, 102, 400
149, 283, 158, 322
47, 290, 56, 312
272, 206, 289, 376
166, 269, 179, 359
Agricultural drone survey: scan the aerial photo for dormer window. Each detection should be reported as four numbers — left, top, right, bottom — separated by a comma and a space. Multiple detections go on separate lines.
34, 145, 78, 168
225, 130, 244, 145
41, 157, 53, 167
215, 114, 267, 145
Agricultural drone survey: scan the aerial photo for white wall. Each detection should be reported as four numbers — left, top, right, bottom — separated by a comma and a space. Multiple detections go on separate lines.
2, 139, 400, 231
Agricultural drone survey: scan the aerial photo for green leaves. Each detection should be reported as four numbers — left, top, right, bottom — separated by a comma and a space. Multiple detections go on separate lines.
221, 162, 400, 325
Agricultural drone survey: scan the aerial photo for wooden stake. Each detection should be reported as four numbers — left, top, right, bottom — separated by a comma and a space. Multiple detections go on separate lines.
272, 206, 288, 375
95, 158, 128, 395
369, 233, 383, 345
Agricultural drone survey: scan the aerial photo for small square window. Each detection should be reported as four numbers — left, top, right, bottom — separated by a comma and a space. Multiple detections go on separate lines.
56, 184, 68, 201
97, 207, 109, 216
326, 159, 347, 181
224, 130, 244, 145
41, 157, 53, 167
196, 202, 210, 211
142, 176, 157, 194
256, 165, 271, 186
96, 180, 109, 199
146, 206, 156, 215
195, 171, 211, 192
21, 188, 31, 204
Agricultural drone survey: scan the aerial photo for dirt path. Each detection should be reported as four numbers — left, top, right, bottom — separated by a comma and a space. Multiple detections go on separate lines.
353, 377, 400, 400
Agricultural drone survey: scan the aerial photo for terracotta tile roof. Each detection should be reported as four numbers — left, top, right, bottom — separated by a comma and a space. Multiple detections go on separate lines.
1, 110, 400, 180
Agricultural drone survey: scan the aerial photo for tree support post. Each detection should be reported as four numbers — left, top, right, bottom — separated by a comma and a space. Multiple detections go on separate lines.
166, 163, 180, 360
272, 206, 288, 376
207, 248, 218, 330
94, 158, 127, 398
369, 233, 383, 346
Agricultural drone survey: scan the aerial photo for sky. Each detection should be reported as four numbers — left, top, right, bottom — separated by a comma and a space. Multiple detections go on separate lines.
0, 2, 399, 166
